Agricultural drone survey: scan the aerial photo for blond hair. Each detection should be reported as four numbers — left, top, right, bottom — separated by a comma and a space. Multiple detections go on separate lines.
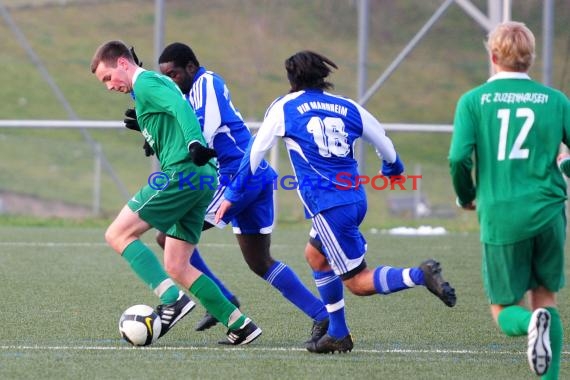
486, 21, 535, 72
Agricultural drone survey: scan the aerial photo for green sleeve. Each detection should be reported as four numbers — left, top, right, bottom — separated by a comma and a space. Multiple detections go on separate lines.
558, 93, 570, 177
561, 93, 570, 151
448, 94, 477, 205
141, 76, 204, 146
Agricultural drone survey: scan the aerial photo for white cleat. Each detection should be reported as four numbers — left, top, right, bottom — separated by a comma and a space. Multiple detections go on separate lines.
527, 308, 551, 376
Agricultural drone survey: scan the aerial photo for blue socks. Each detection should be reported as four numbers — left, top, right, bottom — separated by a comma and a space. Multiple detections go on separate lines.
313, 270, 349, 339
373, 265, 424, 294
263, 261, 328, 321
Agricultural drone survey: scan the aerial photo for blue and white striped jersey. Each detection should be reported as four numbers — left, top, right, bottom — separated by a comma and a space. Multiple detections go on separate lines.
186, 67, 253, 176
226, 89, 399, 217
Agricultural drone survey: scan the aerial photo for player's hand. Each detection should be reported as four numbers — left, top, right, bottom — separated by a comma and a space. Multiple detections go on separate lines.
188, 141, 217, 166
124, 108, 140, 131
382, 154, 404, 177
143, 140, 154, 156
456, 198, 476, 211
215, 200, 233, 224
557, 152, 570, 177
557, 152, 570, 165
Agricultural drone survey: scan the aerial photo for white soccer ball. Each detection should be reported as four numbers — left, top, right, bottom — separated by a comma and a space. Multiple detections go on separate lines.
119, 304, 162, 346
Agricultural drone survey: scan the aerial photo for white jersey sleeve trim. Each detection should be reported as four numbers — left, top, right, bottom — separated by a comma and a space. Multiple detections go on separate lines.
249, 96, 289, 173
201, 74, 222, 146
348, 99, 397, 163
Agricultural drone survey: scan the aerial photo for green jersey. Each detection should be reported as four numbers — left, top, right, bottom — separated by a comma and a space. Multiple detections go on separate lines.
132, 69, 212, 174
449, 72, 570, 244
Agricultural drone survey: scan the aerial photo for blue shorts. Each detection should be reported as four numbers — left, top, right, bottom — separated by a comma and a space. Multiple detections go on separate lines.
310, 200, 368, 276
204, 178, 274, 235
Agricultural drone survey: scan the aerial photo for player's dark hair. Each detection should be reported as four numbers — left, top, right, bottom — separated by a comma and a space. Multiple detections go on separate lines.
285, 51, 338, 92
158, 42, 200, 68
129, 46, 143, 67
90, 40, 134, 73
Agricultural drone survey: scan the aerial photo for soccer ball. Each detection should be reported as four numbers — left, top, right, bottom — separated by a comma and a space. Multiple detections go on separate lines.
119, 304, 162, 346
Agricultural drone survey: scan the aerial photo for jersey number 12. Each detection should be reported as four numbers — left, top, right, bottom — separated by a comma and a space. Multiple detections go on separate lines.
497, 107, 534, 161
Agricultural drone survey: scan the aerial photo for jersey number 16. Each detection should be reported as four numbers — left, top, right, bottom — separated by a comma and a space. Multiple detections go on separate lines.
307, 116, 350, 158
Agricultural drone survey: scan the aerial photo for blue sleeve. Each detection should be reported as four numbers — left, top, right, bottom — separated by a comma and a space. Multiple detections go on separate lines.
223, 136, 277, 204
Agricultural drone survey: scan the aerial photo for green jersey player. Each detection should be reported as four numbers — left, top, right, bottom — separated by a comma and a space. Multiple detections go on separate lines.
90, 40, 261, 345
449, 22, 569, 378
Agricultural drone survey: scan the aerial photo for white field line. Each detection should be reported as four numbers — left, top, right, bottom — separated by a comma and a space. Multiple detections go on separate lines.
0, 345, 568, 355
2, 242, 567, 356
0, 242, 247, 248
0, 231, 462, 248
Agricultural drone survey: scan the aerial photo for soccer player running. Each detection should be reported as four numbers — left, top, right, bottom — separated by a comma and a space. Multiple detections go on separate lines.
449, 22, 568, 378
91, 40, 261, 345
153, 42, 329, 340
216, 50, 457, 353
123, 46, 244, 332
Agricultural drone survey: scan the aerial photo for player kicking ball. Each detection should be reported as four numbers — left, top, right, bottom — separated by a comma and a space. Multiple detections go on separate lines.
91, 40, 261, 345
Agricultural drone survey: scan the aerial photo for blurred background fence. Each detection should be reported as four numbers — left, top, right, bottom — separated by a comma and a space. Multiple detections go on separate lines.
0, 0, 567, 230
0, 121, 458, 226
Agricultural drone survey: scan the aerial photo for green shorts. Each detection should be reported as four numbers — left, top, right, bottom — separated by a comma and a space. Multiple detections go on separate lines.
128, 169, 216, 244
482, 211, 566, 305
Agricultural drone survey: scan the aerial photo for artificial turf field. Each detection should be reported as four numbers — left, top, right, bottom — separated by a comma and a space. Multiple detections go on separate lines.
0, 225, 568, 379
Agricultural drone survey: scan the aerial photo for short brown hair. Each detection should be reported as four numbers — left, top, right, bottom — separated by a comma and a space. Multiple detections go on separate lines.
90, 40, 134, 73
486, 21, 535, 72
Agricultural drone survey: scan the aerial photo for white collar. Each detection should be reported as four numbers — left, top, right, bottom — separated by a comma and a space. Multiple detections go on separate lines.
487, 71, 531, 82
132, 67, 146, 85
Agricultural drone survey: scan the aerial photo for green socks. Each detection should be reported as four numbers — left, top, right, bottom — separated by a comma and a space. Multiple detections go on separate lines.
121, 241, 250, 332
190, 274, 247, 329
121, 239, 180, 305
497, 305, 563, 379
497, 305, 531, 336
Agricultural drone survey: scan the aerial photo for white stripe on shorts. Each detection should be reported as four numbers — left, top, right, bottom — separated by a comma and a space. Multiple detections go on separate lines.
313, 214, 348, 274
204, 184, 228, 229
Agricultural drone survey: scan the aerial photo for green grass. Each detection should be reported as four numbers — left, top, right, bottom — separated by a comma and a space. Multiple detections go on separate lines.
0, 225, 568, 379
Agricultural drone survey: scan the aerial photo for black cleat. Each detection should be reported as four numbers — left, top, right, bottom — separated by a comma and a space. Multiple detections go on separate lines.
305, 318, 329, 344
527, 308, 551, 376
195, 297, 240, 332
155, 291, 196, 338
420, 259, 456, 307
218, 318, 262, 345
306, 333, 354, 354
